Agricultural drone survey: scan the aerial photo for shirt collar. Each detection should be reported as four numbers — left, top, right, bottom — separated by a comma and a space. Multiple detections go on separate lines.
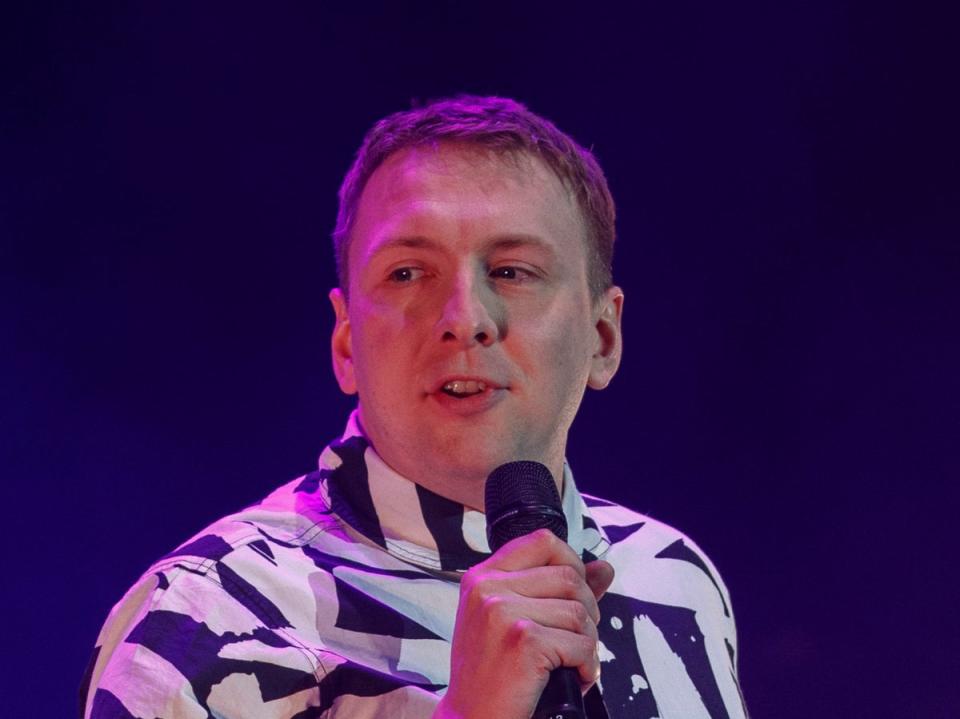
316, 410, 609, 573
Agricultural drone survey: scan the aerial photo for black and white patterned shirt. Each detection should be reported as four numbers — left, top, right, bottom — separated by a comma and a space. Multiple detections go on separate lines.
81, 413, 747, 718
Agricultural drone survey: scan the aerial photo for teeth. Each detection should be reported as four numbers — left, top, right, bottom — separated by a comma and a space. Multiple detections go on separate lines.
443, 380, 487, 395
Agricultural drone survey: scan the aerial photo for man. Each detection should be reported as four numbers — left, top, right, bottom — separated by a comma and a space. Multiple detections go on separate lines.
82, 96, 747, 718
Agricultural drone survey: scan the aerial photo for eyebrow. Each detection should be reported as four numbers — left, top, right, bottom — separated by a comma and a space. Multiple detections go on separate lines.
366, 236, 438, 259
487, 234, 556, 257
366, 233, 557, 261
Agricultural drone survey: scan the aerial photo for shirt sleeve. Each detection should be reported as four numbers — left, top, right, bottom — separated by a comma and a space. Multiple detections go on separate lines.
81, 559, 447, 719
82, 565, 328, 719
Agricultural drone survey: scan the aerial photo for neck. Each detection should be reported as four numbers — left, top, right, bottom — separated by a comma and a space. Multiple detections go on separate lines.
352, 411, 567, 512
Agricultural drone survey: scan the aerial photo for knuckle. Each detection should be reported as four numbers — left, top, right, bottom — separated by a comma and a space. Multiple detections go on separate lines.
461, 567, 498, 598
533, 528, 561, 550
508, 618, 539, 647
459, 569, 479, 596
534, 527, 555, 542
569, 601, 589, 630
588, 598, 601, 624
557, 565, 580, 592
471, 588, 494, 612
480, 594, 507, 622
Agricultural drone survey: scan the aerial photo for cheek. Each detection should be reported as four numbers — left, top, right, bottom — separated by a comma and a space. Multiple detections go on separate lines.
350, 307, 424, 388
351, 299, 410, 348
516, 311, 593, 388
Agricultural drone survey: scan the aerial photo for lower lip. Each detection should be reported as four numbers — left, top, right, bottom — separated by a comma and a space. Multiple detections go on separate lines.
428, 388, 507, 416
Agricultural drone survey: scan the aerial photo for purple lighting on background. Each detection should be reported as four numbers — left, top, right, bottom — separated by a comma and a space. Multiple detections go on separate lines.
3, 3, 957, 718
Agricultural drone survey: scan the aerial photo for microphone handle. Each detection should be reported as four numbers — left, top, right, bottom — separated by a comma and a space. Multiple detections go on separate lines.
484, 463, 587, 719
534, 666, 585, 719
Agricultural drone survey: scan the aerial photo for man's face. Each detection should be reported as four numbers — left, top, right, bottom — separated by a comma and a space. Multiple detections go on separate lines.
330, 143, 622, 508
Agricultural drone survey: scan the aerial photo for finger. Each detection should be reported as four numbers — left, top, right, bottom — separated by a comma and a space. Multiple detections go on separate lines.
511, 622, 599, 688
467, 565, 600, 622
584, 559, 615, 600
484, 528, 585, 575
484, 595, 600, 639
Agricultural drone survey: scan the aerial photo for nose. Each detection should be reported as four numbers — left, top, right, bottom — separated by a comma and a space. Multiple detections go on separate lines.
436, 273, 500, 348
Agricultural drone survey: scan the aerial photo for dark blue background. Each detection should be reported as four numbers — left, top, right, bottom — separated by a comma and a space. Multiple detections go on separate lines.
3, 3, 957, 717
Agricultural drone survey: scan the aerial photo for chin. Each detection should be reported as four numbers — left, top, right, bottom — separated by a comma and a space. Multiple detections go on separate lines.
431, 437, 530, 479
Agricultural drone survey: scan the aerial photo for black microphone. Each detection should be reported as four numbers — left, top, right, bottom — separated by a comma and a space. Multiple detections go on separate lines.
485, 461, 587, 719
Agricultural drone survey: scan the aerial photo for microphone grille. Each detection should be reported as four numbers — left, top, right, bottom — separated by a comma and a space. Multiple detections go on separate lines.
485, 461, 567, 550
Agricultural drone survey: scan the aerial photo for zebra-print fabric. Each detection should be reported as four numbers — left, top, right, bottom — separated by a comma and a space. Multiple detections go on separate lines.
81, 413, 747, 718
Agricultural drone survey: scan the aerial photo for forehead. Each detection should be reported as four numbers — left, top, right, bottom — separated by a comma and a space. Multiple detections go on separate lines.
349, 142, 587, 264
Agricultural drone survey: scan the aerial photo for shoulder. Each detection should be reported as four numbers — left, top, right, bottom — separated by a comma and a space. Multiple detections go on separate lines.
82, 472, 352, 718
583, 495, 748, 717
98, 470, 356, 636
583, 492, 737, 641
583, 492, 726, 574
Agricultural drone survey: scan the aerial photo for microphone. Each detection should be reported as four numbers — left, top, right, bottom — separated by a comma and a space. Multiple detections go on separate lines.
485, 461, 587, 719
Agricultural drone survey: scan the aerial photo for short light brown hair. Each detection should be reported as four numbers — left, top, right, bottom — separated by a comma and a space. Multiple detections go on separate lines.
333, 95, 616, 299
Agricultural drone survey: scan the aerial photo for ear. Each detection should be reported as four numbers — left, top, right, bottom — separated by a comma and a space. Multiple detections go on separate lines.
329, 288, 357, 395
587, 286, 624, 390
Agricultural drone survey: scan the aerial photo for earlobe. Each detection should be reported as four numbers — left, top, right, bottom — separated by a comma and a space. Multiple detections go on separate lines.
329, 288, 357, 395
587, 286, 624, 390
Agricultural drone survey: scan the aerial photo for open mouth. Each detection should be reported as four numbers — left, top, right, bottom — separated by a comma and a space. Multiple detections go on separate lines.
441, 380, 487, 398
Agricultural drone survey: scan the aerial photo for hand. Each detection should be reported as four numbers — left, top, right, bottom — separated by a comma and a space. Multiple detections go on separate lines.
434, 529, 615, 719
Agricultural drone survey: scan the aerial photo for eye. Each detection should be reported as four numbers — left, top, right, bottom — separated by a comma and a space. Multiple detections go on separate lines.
388, 266, 424, 283
489, 266, 534, 282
